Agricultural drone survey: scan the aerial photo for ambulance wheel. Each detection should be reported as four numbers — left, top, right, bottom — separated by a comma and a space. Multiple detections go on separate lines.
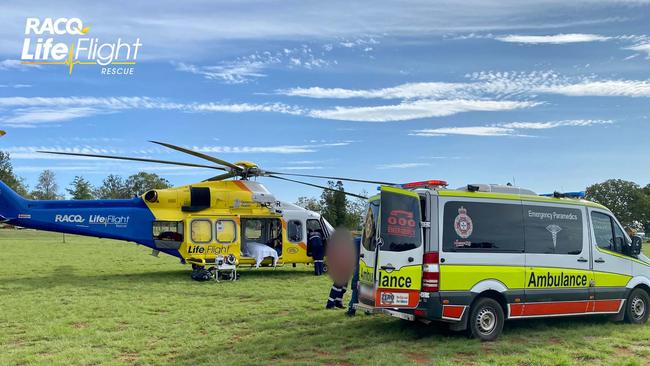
468, 297, 504, 341
625, 288, 650, 324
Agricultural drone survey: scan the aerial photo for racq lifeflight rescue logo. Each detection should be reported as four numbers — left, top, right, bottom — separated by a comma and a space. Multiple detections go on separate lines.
20, 18, 142, 76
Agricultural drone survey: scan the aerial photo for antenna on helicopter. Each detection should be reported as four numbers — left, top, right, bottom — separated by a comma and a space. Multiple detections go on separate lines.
38, 141, 394, 199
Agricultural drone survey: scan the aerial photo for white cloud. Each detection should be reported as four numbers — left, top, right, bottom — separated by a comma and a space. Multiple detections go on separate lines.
174, 44, 332, 83
0, 59, 42, 71
309, 99, 540, 122
411, 119, 614, 137
625, 42, 650, 55
377, 162, 430, 169
192, 142, 350, 154
500, 119, 613, 129
0, 96, 303, 126
534, 80, 650, 97
410, 126, 516, 137
495, 33, 610, 44
174, 60, 270, 84
277, 82, 465, 99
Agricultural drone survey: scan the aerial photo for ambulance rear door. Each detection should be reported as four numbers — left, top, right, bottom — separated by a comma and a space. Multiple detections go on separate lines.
374, 186, 424, 308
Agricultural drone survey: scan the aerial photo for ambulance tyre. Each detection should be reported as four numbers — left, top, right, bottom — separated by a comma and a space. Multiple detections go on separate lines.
467, 297, 504, 341
625, 288, 650, 324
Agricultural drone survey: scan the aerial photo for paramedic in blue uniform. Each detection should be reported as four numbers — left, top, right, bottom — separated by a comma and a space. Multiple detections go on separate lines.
346, 236, 361, 316
307, 229, 325, 276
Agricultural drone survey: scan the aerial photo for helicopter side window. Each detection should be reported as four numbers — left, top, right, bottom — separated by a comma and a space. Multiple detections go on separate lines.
288, 220, 303, 243
191, 219, 212, 244
216, 219, 237, 244
153, 221, 183, 242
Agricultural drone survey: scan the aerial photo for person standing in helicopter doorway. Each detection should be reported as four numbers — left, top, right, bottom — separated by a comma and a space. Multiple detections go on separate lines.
307, 229, 325, 276
325, 228, 356, 309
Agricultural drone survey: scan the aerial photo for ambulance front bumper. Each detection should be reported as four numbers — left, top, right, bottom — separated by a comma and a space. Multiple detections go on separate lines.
353, 303, 415, 321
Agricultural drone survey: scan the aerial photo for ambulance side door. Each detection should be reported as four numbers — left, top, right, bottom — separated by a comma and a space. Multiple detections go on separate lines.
522, 203, 591, 316
374, 186, 423, 309
358, 196, 380, 306
588, 209, 632, 311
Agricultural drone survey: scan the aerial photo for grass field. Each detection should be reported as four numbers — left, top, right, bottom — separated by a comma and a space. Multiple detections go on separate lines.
1, 231, 650, 366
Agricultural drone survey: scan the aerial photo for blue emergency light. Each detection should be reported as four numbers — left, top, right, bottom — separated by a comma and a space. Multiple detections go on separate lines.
540, 191, 586, 199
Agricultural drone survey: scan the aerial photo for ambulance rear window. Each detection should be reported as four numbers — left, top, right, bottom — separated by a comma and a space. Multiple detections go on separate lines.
379, 191, 422, 252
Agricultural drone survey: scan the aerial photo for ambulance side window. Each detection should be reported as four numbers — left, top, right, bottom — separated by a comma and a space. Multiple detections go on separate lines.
591, 212, 627, 253
361, 200, 380, 251
288, 220, 303, 242
442, 201, 524, 253
591, 212, 615, 250
523, 205, 583, 255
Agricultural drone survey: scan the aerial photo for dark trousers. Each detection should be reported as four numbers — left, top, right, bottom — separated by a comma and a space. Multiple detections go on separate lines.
314, 260, 324, 276
326, 283, 347, 308
347, 265, 360, 314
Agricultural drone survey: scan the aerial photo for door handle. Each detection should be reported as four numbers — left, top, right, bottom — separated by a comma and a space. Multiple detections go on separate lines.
380, 265, 395, 271
577, 257, 588, 262
595, 258, 605, 263
359, 253, 364, 258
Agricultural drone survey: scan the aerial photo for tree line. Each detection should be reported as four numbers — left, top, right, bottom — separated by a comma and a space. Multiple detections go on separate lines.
0, 152, 171, 200
2, 151, 649, 233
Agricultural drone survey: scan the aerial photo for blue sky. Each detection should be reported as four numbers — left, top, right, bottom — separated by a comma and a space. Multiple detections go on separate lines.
1, 0, 650, 201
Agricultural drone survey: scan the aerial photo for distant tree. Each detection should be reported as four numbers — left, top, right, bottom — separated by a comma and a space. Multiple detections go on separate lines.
586, 179, 650, 228
124, 172, 171, 197
95, 174, 129, 199
66, 176, 94, 200
31, 170, 59, 200
320, 181, 348, 227
0, 151, 28, 197
295, 196, 322, 212
345, 189, 368, 231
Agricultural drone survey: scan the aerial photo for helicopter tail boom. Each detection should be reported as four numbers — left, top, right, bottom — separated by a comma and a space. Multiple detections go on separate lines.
0, 181, 179, 256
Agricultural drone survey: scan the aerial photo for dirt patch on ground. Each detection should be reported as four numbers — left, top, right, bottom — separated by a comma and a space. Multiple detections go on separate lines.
614, 346, 635, 358
120, 352, 140, 364
453, 352, 476, 366
72, 322, 88, 329
407, 352, 431, 364
547, 337, 563, 344
326, 362, 354, 366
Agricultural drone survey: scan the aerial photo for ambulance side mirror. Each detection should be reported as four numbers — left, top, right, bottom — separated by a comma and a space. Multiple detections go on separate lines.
631, 236, 643, 256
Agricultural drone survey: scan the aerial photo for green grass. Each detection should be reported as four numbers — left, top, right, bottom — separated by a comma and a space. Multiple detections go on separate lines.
1, 230, 650, 366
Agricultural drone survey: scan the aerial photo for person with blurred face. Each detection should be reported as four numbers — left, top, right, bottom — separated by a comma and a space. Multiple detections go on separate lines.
325, 228, 356, 309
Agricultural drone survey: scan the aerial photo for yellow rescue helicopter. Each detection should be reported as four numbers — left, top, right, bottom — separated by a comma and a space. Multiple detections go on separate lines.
0, 141, 390, 275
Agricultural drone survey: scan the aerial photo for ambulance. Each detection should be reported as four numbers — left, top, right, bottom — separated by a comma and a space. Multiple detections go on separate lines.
356, 181, 649, 341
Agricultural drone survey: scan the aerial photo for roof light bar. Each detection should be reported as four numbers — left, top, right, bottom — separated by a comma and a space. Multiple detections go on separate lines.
401, 180, 448, 189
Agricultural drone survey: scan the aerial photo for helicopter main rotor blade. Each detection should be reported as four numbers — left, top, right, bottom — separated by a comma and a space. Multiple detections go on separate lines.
265, 171, 396, 185
203, 172, 238, 182
150, 141, 243, 171
37, 151, 226, 171
267, 175, 367, 199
